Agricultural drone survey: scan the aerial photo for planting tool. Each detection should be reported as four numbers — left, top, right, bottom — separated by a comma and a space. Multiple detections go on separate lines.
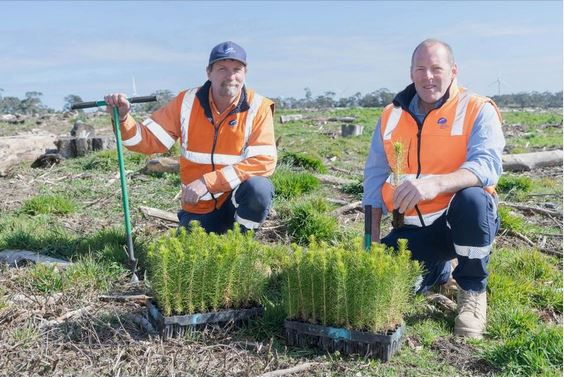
364, 205, 372, 251
71, 95, 157, 282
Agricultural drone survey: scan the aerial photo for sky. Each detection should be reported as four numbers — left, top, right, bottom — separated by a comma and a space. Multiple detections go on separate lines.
0, 1, 562, 110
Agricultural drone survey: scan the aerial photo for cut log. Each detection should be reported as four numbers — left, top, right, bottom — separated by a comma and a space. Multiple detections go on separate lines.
341, 124, 364, 137
0, 250, 70, 267
502, 150, 563, 172
55, 136, 115, 158
143, 157, 179, 174
0, 133, 58, 176
279, 114, 303, 124
139, 206, 179, 223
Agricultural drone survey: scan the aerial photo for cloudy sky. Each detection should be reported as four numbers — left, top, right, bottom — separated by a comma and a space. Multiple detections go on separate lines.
0, 1, 562, 110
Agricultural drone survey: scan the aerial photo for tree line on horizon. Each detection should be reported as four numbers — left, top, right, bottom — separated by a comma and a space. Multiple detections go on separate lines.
0, 88, 562, 115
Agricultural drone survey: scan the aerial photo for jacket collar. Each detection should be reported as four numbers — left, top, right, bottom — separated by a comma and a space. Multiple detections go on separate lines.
195, 80, 250, 121
393, 79, 460, 111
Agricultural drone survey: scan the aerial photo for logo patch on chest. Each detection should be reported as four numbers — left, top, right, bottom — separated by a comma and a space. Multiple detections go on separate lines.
437, 117, 448, 129
229, 119, 237, 127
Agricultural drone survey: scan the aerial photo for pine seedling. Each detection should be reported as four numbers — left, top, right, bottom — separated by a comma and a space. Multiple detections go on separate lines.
391, 141, 406, 228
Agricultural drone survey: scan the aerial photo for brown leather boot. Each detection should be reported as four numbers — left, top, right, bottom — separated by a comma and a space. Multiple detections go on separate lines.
454, 287, 487, 339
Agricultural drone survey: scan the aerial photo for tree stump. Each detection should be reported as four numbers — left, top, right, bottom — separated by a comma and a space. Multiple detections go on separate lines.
341, 124, 364, 137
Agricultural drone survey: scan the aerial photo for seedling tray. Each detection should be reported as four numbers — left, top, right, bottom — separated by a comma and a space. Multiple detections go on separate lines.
147, 300, 264, 339
284, 320, 404, 361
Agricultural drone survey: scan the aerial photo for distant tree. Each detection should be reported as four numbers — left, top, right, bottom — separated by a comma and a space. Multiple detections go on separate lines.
314, 91, 336, 108
135, 89, 174, 113
63, 94, 84, 112
0, 96, 21, 114
20, 91, 47, 114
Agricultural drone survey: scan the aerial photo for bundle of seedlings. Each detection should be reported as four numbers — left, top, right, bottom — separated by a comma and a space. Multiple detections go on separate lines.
146, 222, 272, 337
282, 238, 421, 360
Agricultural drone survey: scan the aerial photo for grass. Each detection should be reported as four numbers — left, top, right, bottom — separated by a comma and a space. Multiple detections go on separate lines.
271, 165, 320, 200
279, 151, 327, 173
282, 197, 339, 245
0, 107, 561, 376
18, 257, 127, 296
20, 194, 76, 215
483, 248, 563, 375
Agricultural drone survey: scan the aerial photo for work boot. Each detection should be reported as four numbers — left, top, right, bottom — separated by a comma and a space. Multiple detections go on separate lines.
454, 287, 487, 339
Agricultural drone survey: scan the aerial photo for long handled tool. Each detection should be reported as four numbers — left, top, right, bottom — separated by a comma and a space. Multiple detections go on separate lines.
71, 95, 157, 282
364, 204, 372, 251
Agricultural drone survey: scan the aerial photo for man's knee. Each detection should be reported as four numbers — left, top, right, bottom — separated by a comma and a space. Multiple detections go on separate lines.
449, 187, 493, 217
235, 176, 274, 210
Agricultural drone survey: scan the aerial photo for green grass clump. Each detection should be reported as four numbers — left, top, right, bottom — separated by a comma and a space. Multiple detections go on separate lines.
498, 206, 528, 234
18, 258, 126, 295
285, 198, 338, 245
283, 238, 420, 333
81, 149, 147, 171
20, 194, 76, 216
483, 325, 563, 376
279, 152, 327, 173
497, 175, 533, 200
272, 166, 320, 200
147, 223, 272, 316
341, 179, 363, 199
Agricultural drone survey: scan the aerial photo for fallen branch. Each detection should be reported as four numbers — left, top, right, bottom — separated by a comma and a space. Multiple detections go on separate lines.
331, 201, 362, 216
139, 206, 179, 223
315, 174, 356, 186
500, 201, 562, 218
41, 305, 94, 328
98, 294, 152, 304
258, 362, 322, 377
506, 230, 563, 257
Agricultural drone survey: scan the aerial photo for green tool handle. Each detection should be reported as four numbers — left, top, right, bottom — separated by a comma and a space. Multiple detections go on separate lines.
364, 205, 372, 251
70, 95, 157, 110
112, 106, 138, 281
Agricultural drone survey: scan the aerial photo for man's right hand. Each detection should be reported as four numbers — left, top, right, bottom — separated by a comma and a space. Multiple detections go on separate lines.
104, 93, 131, 122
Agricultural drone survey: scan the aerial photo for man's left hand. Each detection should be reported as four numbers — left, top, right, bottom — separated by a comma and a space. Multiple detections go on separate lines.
182, 178, 208, 205
393, 177, 441, 213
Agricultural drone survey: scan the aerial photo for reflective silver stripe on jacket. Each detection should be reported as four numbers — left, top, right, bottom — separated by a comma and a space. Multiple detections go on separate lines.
383, 106, 403, 140
180, 88, 198, 151
451, 91, 470, 136
122, 123, 142, 146
181, 150, 245, 165
142, 117, 176, 149
404, 209, 447, 227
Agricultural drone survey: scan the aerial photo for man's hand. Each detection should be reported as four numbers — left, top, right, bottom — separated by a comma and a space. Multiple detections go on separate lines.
393, 177, 441, 213
181, 178, 208, 205
104, 93, 131, 121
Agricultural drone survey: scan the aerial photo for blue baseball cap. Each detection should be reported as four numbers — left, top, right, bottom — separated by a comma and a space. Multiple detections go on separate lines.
208, 41, 247, 66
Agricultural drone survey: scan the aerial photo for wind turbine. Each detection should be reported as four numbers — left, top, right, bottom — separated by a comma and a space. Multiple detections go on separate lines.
488, 76, 512, 96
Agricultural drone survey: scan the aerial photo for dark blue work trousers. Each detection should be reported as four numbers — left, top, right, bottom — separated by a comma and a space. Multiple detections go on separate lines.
178, 176, 274, 234
382, 187, 500, 293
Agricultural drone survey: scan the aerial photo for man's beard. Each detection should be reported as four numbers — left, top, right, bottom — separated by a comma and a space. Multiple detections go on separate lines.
219, 81, 241, 98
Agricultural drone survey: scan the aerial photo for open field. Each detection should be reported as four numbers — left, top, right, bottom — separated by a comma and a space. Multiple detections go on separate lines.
0, 107, 562, 376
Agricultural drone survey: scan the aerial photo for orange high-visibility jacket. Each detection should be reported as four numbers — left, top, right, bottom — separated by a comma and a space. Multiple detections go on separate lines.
119, 81, 277, 214
380, 82, 502, 226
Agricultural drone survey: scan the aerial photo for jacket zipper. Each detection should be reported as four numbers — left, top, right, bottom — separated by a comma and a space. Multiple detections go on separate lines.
411, 109, 437, 227
209, 111, 236, 210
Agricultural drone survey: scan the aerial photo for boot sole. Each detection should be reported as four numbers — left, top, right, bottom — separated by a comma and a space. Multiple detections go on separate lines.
454, 328, 484, 339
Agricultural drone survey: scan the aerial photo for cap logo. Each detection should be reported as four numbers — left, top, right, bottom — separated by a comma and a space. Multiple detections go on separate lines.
224, 47, 235, 54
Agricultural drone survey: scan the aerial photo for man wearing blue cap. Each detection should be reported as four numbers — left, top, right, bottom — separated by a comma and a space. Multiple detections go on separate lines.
105, 41, 277, 234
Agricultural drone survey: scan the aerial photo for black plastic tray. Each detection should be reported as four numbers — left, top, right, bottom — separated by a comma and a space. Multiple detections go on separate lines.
284, 320, 404, 361
147, 300, 264, 339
